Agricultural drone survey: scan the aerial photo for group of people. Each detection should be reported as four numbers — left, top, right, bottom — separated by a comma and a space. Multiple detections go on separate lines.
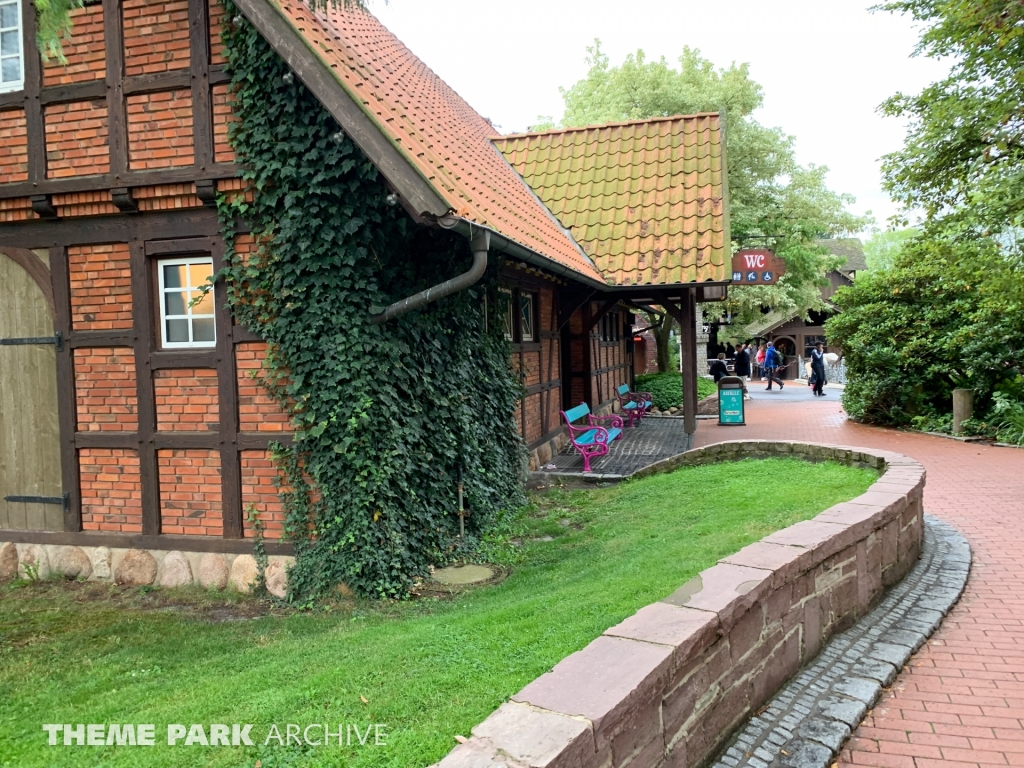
707, 341, 828, 395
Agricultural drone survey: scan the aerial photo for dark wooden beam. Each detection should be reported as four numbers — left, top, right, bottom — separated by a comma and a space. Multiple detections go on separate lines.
68, 331, 136, 348
130, 241, 160, 535
122, 70, 191, 96
0, 163, 238, 199
231, 325, 263, 343
0, 528, 295, 555
213, 239, 243, 539
38, 80, 107, 106
236, 433, 294, 451
50, 246, 82, 532
144, 236, 213, 256
0, 209, 222, 248
582, 299, 618, 335
75, 432, 140, 449
150, 349, 219, 369
103, 0, 127, 175
153, 433, 220, 450
189, 0, 214, 168
23, 1, 45, 182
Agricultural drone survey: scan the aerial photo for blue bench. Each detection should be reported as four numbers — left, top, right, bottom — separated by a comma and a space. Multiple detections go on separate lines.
560, 402, 623, 472
616, 383, 653, 427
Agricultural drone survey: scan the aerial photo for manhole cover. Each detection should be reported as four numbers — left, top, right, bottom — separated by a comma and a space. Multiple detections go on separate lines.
431, 564, 497, 586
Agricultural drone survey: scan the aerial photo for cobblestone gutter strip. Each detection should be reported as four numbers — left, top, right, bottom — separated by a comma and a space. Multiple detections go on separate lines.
712, 515, 970, 768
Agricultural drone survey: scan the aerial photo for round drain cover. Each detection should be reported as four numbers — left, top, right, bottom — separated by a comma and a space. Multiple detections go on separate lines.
431, 564, 497, 586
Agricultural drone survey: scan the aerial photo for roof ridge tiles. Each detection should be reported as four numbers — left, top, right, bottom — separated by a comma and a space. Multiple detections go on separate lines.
489, 112, 724, 142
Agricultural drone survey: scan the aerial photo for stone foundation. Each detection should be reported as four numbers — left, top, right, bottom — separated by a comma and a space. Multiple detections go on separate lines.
433, 441, 926, 768
0, 541, 293, 598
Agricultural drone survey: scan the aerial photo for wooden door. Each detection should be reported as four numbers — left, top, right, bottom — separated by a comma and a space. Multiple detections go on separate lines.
0, 249, 63, 530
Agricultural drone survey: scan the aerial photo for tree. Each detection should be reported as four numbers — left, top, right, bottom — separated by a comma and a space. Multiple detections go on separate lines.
547, 43, 869, 358
827, 0, 1024, 426
863, 228, 920, 272
826, 234, 1024, 424
878, 0, 1024, 236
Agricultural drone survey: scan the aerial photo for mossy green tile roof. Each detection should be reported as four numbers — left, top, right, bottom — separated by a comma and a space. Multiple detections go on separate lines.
492, 115, 728, 286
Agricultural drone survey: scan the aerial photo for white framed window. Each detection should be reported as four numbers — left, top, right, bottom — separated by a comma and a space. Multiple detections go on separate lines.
519, 292, 535, 342
158, 256, 216, 348
0, 0, 23, 93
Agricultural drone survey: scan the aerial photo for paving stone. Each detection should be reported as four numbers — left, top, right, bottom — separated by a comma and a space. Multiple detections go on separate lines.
816, 696, 867, 729
833, 677, 881, 706
851, 658, 898, 686
776, 739, 833, 768
868, 642, 912, 669
795, 718, 850, 752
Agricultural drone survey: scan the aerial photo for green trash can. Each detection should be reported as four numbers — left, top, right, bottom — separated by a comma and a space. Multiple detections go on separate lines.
718, 376, 745, 426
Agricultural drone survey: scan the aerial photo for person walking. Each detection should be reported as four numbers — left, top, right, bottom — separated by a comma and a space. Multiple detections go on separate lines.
810, 342, 827, 396
763, 341, 784, 391
734, 342, 751, 381
709, 352, 729, 383
755, 343, 766, 380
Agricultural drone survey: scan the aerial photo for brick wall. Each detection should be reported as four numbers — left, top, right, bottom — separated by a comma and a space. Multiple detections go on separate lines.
53, 192, 119, 218
212, 84, 236, 163
0, 108, 28, 183
134, 183, 203, 211
74, 348, 138, 432
127, 90, 195, 169
241, 450, 287, 540
158, 449, 223, 536
42, 4, 105, 86
79, 449, 144, 532
44, 100, 110, 178
155, 369, 220, 431
0, 198, 33, 222
209, 0, 227, 66
68, 243, 133, 331
123, 0, 191, 76
236, 342, 292, 433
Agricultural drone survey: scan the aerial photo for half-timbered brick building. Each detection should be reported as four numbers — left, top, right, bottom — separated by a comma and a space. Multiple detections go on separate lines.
0, 0, 728, 580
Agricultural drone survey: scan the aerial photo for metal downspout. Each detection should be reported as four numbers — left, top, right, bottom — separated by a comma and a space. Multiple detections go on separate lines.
369, 231, 490, 324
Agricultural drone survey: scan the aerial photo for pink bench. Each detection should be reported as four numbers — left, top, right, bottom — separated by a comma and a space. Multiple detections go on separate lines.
560, 403, 624, 472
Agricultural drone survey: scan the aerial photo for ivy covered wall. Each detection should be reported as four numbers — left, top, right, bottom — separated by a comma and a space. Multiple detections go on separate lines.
218, 4, 525, 600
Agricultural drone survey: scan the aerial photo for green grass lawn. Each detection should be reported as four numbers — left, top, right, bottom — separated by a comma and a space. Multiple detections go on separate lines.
0, 458, 875, 768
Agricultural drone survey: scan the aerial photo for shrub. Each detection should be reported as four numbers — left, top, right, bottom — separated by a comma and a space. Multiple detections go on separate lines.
826, 234, 1024, 426
635, 372, 716, 410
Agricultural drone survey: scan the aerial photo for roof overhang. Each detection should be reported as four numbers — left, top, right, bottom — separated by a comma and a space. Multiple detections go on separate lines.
233, 0, 451, 223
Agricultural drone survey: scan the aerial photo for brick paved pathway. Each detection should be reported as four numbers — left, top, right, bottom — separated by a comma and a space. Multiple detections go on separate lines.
694, 386, 1024, 768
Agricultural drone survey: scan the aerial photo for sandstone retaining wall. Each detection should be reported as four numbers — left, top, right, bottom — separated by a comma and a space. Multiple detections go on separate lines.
433, 441, 926, 768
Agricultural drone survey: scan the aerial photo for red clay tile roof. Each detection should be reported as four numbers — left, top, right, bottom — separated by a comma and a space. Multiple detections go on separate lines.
266, 0, 604, 282
492, 115, 729, 285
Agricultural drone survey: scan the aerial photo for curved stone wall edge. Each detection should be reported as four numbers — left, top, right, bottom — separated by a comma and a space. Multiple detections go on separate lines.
432, 441, 926, 768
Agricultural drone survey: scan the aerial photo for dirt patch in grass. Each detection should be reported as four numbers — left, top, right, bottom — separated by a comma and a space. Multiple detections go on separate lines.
1, 579, 293, 628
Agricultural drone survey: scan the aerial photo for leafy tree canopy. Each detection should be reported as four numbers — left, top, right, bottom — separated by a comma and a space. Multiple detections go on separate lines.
878, 0, 1024, 234
863, 227, 921, 272
540, 42, 870, 330
828, 1, 1024, 426
826, 233, 1024, 424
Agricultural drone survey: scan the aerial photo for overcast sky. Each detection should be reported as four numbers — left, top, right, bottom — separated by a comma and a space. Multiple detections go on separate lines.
368, 0, 949, 238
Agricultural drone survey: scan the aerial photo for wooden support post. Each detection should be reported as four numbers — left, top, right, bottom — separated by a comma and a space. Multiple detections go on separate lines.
680, 287, 698, 437
50, 246, 82, 532
130, 241, 160, 535
23, 1, 45, 182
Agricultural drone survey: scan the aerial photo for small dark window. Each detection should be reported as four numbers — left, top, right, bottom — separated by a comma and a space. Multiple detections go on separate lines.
519, 292, 535, 342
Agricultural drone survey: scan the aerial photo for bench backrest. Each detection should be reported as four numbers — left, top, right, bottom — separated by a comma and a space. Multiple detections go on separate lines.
616, 384, 630, 396
563, 403, 591, 425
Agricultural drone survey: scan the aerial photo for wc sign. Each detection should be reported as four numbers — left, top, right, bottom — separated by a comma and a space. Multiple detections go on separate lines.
730, 249, 786, 285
